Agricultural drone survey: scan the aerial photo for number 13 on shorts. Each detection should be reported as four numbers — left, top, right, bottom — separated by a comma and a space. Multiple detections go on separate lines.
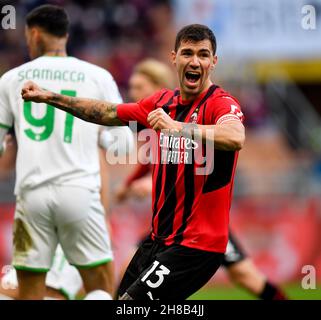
141, 260, 170, 299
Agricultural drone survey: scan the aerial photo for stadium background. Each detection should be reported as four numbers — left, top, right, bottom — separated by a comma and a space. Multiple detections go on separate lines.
0, 0, 321, 299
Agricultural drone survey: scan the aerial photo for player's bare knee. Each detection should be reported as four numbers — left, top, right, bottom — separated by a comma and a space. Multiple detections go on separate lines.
228, 262, 255, 286
227, 259, 266, 293
16, 270, 47, 300
229, 268, 247, 286
78, 263, 114, 294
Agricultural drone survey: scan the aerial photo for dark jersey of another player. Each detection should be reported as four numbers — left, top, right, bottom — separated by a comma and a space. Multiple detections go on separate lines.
117, 84, 244, 253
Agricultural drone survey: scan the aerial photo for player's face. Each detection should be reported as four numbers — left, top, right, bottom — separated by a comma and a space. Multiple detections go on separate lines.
172, 39, 217, 100
129, 73, 159, 102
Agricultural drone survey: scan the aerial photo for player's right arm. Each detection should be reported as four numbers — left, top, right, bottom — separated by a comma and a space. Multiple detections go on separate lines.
21, 81, 124, 126
0, 128, 8, 157
0, 75, 13, 157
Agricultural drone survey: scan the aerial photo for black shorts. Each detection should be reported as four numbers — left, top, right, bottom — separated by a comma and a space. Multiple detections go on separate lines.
117, 237, 224, 300
221, 231, 247, 267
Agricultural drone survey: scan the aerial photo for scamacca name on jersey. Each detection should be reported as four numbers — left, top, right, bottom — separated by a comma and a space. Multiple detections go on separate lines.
115, 121, 214, 175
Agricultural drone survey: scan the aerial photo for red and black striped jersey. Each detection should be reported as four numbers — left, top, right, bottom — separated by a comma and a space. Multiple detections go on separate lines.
117, 84, 244, 253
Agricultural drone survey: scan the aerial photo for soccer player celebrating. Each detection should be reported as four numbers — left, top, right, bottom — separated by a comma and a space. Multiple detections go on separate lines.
115, 59, 287, 300
0, 5, 133, 300
21, 24, 246, 300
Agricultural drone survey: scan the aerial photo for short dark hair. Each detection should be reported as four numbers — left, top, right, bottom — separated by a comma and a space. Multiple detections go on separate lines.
175, 24, 217, 55
26, 5, 69, 37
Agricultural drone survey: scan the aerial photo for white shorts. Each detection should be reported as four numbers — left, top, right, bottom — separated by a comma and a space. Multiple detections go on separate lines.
2, 245, 83, 300
13, 184, 113, 270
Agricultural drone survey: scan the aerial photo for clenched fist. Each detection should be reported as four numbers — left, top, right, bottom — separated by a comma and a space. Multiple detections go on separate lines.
147, 108, 182, 132
21, 81, 49, 103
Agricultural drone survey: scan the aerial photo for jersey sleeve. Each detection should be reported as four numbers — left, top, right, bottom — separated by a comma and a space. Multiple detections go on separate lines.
99, 126, 135, 156
0, 76, 14, 129
208, 94, 244, 125
99, 71, 123, 104
117, 89, 167, 128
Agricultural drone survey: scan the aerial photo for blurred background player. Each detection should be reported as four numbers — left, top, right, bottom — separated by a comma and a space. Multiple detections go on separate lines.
115, 59, 175, 203
0, 129, 128, 300
0, 5, 133, 299
221, 232, 287, 300
115, 58, 287, 300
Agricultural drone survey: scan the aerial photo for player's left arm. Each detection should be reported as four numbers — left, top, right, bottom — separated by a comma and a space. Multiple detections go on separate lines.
194, 121, 245, 151
99, 147, 110, 214
147, 97, 245, 151
146, 111, 245, 152
99, 71, 135, 153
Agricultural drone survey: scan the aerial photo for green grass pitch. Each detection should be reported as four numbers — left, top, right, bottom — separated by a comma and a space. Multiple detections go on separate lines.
189, 283, 321, 300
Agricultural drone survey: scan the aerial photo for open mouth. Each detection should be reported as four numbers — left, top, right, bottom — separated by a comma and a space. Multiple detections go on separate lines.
185, 71, 201, 84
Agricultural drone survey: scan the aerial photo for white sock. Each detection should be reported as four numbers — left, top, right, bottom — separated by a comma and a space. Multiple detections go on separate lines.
84, 290, 113, 300
0, 293, 14, 300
